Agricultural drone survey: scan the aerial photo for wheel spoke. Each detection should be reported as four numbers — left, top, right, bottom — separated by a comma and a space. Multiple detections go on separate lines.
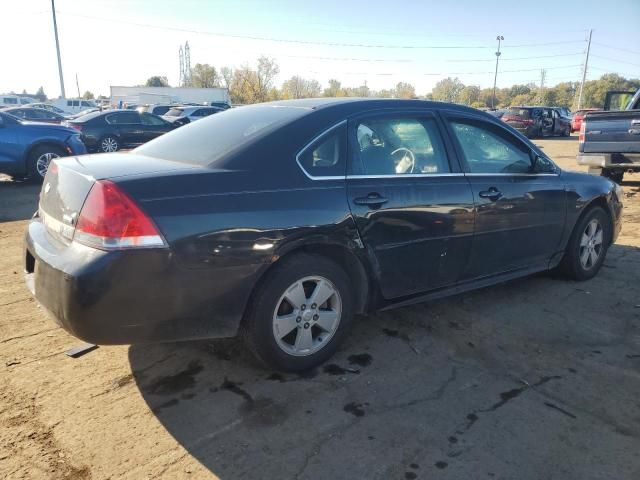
294, 327, 313, 352
589, 249, 598, 266
284, 281, 307, 309
593, 229, 603, 246
273, 313, 299, 339
587, 220, 597, 238
580, 248, 590, 267
315, 310, 339, 333
309, 280, 334, 308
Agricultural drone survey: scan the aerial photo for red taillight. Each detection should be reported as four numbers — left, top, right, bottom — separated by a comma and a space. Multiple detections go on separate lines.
579, 120, 586, 144
73, 180, 165, 249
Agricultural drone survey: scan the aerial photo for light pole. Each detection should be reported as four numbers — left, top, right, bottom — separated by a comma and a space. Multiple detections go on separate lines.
492, 35, 504, 110
51, 0, 66, 98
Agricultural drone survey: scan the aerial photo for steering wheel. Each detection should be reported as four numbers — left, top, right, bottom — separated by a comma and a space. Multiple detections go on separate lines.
391, 147, 416, 174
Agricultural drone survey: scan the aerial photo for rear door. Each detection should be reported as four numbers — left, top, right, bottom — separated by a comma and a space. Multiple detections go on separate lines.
108, 112, 144, 146
346, 110, 474, 299
442, 112, 566, 280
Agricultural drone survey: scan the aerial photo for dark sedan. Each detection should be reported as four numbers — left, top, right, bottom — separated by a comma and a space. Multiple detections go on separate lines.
502, 106, 571, 138
65, 110, 177, 153
24, 99, 623, 371
4, 107, 67, 124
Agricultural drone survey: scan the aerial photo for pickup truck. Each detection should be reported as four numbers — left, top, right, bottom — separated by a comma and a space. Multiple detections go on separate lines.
577, 88, 640, 183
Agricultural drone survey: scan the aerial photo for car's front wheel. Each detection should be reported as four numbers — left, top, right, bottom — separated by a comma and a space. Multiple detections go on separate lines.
242, 254, 353, 372
560, 207, 611, 280
99, 136, 119, 153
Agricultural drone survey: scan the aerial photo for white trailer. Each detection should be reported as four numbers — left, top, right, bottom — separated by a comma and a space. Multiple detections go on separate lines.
110, 86, 230, 108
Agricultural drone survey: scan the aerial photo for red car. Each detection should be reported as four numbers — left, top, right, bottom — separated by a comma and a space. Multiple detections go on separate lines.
571, 109, 600, 133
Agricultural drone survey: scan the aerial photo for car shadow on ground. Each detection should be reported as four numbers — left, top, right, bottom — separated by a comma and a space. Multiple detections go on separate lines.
129, 243, 640, 479
0, 177, 40, 222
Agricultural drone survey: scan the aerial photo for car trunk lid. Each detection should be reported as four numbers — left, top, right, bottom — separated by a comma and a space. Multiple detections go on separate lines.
38, 153, 202, 245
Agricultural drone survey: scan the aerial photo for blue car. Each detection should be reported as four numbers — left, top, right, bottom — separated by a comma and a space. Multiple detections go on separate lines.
0, 111, 86, 181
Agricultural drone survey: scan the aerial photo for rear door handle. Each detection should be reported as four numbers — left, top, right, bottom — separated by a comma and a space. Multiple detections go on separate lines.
629, 128, 640, 135
353, 193, 388, 207
478, 188, 503, 201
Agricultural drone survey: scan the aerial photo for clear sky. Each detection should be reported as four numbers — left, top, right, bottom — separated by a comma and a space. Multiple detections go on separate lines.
2, 0, 638, 98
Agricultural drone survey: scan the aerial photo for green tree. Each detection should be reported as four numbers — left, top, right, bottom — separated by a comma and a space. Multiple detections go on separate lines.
35, 86, 46, 101
394, 82, 416, 99
190, 64, 219, 88
431, 77, 464, 103
458, 85, 481, 105
323, 79, 345, 97
145, 76, 169, 87
281, 76, 321, 99
82, 91, 95, 100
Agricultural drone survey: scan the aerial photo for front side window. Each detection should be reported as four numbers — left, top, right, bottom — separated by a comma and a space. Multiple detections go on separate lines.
449, 120, 533, 174
352, 117, 449, 175
297, 125, 346, 178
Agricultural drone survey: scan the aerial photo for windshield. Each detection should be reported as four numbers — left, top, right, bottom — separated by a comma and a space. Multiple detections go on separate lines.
136, 104, 309, 166
165, 108, 184, 117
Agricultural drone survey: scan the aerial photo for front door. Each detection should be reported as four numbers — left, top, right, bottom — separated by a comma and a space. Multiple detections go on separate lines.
442, 113, 566, 280
346, 111, 475, 299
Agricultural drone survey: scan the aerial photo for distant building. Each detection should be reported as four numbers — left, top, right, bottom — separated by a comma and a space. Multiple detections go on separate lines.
109, 86, 230, 108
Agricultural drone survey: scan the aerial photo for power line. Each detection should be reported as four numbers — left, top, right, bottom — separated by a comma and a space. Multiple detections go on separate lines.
593, 42, 640, 56
56, 10, 585, 50
445, 52, 584, 63
590, 54, 640, 68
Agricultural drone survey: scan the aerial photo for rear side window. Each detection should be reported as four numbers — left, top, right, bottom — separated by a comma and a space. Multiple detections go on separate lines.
297, 124, 346, 178
449, 119, 533, 174
153, 106, 171, 115
141, 113, 166, 126
107, 112, 141, 124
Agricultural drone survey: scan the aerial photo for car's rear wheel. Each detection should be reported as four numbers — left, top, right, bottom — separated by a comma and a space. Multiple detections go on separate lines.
27, 145, 64, 182
99, 136, 119, 153
560, 207, 611, 281
242, 254, 353, 372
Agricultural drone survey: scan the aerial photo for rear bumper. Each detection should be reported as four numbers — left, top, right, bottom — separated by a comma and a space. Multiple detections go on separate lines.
577, 153, 640, 169
24, 219, 262, 344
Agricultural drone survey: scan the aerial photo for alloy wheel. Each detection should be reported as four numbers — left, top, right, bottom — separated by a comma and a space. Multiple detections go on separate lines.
101, 137, 118, 152
272, 276, 342, 356
35, 152, 60, 178
579, 219, 603, 270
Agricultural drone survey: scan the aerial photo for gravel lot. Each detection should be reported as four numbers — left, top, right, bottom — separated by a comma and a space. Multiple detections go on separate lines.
1, 136, 639, 480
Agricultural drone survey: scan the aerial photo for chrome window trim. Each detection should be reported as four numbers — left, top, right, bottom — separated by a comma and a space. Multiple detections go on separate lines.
347, 173, 465, 179
295, 120, 348, 181
464, 172, 559, 177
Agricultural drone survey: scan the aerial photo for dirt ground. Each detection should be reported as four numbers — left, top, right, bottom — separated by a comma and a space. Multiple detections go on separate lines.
1, 136, 639, 480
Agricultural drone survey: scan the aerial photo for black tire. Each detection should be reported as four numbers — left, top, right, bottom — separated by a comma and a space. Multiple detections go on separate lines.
27, 144, 65, 182
602, 169, 624, 184
241, 253, 354, 372
98, 135, 119, 153
559, 207, 611, 281
564, 127, 571, 137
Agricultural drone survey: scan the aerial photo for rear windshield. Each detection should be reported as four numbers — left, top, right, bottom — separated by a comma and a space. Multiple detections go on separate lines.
72, 110, 104, 123
135, 105, 309, 166
505, 108, 532, 118
165, 108, 184, 117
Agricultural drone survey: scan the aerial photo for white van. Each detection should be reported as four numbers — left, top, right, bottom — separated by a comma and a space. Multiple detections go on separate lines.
0, 95, 36, 107
52, 98, 98, 114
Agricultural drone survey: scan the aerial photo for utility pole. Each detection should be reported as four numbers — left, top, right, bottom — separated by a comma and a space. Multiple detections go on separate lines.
51, 0, 66, 98
492, 35, 504, 109
577, 29, 593, 110
76, 74, 81, 99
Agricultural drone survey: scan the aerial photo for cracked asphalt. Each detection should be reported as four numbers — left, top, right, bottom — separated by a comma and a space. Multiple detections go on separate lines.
1, 136, 639, 479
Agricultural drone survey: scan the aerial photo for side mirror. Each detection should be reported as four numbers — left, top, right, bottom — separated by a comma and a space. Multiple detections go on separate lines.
532, 153, 555, 173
